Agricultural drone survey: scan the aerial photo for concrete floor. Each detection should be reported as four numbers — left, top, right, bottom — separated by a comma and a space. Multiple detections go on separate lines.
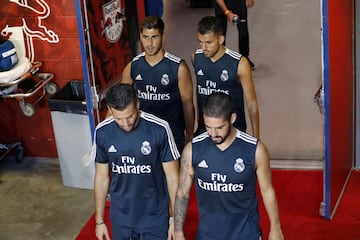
0, 157, 94, 240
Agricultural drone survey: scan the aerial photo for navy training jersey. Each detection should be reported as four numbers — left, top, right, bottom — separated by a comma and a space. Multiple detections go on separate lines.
92, 111, 180, 228
193, 48, 246, 132
131, 51, 185, 147
192, 130, 261, 240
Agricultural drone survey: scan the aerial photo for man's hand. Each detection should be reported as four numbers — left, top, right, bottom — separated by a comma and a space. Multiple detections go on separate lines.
95, 223, 111, 240
174, 231, 186, 240
168, 217, 175, 240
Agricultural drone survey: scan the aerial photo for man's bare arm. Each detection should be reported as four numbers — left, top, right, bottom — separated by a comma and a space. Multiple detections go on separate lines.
174, 143, 195, 239
178, 61, 195, 144
238, 56, 260, 138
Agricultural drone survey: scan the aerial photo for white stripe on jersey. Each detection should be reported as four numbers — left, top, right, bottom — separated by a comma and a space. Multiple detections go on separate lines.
96, 116, 115, 130
225, 48, 242, 60
91, 116, 115, 162
192, 132, 209, 143
194, 49, 203, 54
141, 112, 180, 159
192, 130, 257, 145
195, 48, 241, 61
132, 52, 146, 62
90, 141, 97, 163
236, 129, 258, 145
164, 51, 181, 63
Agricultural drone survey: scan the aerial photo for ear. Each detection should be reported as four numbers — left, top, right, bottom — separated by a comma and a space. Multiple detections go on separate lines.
107, 106, 113, 117
230, 113, 237, 125
219, 35, 225, 46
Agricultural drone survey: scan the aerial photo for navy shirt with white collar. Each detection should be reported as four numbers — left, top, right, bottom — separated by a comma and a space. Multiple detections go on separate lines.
92, 111, 179, 228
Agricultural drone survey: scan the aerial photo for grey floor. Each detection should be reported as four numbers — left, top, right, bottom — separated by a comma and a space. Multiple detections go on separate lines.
0, 157, 94, 240
0, 0, 324, 239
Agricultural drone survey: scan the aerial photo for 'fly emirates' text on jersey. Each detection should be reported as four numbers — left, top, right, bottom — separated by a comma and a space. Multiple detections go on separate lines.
92, 111, 180, 228
192, 130, 261, 240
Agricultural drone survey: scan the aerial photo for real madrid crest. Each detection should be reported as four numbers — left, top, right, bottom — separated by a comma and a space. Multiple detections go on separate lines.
161, 74, 170, 85
141, 141, 152, 155
220, 70, 229, 81
102, 0, 124, 43
234, 158, 245, 173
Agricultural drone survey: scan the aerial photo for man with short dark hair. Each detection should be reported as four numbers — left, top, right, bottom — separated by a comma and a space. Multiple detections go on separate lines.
122, 16, 195, 152
193, 16, 259, 138
93, 83, 180, 240
174, 92, 284, 240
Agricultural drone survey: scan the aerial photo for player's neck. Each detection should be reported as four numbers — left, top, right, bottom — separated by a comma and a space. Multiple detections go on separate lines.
145, 49, 165, 66
210, 45, 226, 62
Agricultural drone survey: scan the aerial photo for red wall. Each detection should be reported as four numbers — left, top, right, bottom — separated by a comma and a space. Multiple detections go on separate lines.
0, 1, 83, 158
0, 0, 145, 158
327, 0, 354, 214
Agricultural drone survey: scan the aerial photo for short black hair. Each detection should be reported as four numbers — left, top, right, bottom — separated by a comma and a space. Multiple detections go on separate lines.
106, 83, 138, 111
140, 16, 165, 35
203, 92, 234, 120
197, 16, 225, 36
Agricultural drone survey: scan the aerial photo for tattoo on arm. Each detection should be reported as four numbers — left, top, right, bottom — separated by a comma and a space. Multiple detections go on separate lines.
174, 153, 194, 232
174, 195, 189, 231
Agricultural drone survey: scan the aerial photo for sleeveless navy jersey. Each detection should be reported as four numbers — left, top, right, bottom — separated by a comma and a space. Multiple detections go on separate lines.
131, 51, 185, 148
193, 48, 246, 132
92, 111, 180, 228
192, 130, 261, 240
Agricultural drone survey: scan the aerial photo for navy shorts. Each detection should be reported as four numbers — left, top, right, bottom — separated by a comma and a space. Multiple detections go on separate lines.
111, 224, 168, 240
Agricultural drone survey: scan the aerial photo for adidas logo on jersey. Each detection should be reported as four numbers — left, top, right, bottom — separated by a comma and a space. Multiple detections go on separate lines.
108, 145, 117, 153
198, 160, 208, 168
197, 69, 204, 76
135, 74, 143, 80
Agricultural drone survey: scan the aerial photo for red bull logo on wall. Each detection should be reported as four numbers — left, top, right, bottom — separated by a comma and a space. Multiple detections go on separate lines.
102, 0, 124, 43
1, 0, 59, 62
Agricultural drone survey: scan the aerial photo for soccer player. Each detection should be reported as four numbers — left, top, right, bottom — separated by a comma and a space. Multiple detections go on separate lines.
174, 92, 283, 240
93, 83, 180, 240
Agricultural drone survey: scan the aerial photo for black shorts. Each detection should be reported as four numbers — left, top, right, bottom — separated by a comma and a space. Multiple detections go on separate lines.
111, 224, 168, 240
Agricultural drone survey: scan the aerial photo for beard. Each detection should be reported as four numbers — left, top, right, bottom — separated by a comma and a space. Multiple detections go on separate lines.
118, 110, 140, 132
210, 125, 232, 145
